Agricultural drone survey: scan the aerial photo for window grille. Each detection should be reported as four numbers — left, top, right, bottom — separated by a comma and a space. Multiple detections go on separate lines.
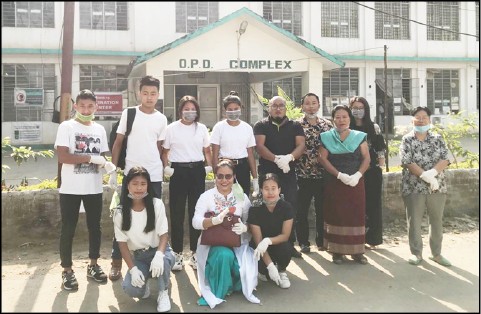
79, 2, 128, 30
79, 65, 127, 92
374, 2, 410, 40
322, 68, 359, 115
262, 77, 303, 109
426, 69, 460, 114
321, 2, 358, 38
176, 2, 218, 33
2, 2, 54, 28
263, 2, 302, 36
427, 2, 459, 41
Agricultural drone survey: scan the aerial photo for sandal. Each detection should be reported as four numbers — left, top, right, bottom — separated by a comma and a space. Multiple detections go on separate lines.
352, 254, 368, 265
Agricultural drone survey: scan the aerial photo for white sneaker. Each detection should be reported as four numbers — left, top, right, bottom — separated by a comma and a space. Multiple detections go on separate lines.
278, 272, 291, 289
157, 290, 171, 312
258, 273, 268, 282
189, 253, 197, 270
172, 252, 184, 271
141, 283, 150, 299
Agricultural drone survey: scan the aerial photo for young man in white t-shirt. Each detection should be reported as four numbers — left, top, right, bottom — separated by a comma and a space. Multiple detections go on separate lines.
109, 76, 168, 281
55, 89, 116, 291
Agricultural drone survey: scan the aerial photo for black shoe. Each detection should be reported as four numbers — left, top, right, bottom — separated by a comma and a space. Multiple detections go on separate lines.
300, 244, 311, 254
332, 253, 344, 265
291, 246, 302, 258
87, 264, 108, 283
62, 270, 79, 291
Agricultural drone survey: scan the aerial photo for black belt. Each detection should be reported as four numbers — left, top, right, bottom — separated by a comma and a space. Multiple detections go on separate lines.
224, 157, 247, 165
171, 161, 204, 168
133, 247, 154, 254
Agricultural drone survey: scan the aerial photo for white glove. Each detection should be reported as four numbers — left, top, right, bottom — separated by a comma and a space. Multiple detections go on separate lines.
212, 208, 230, 225
149, 251, 164, 277
420, 168, 438, 183
104, 161, 116, 174
277, 154, 293, 170
129, 266, 145, 288
164, 166, 174, 177
337, 172, 351, 185
266, 262, 281, 285
254, 237, 272, 261
109, 173, 118, 190
89, 155, 106, 166
347, 171, 362, 187
429, 177, 439, 191
252, 178, 259, 197
204, 166, 213, 174
232, 221, 247, 235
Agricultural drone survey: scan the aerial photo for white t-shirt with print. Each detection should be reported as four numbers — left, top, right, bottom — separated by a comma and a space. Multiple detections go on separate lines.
117, 106, 168, 182
113, 198, 168, 251
163, 120, 210, 162
210, 120, 255, 159
54, 119, 109, 195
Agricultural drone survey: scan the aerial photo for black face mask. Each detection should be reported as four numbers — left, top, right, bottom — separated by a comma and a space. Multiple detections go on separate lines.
271, 116, 286, 124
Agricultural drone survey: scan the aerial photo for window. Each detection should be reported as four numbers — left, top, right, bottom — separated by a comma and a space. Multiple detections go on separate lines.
376, 69, 413, 115
321, 2, 358, 38
79, 65, 127, 92
1, 64, 56, 122
322, 68, 359, 115
176, 2, 218, 33
427, 2, 459, 41
426, 69, 459, 114
262, 76, 303, 109
2, 2, 54, 28
79, 2, 128, 30
374, 2, 410, 40
263, 2, 302, 36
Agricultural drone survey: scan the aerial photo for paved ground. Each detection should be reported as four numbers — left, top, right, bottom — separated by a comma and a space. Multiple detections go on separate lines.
1, 228, 479, 312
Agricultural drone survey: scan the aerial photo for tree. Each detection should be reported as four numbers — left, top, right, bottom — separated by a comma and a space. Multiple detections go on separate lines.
254, 86, 303, 120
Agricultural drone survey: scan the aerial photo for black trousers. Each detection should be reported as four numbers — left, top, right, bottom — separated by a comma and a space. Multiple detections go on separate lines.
364, 166, 383, 246
169, 165, 205, 253
296, 177, 325, 247
234, 160, 251, 195
257, 241, 292, 273
59, 193, 103, 268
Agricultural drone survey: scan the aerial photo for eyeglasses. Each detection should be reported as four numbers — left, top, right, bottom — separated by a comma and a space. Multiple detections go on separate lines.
216, 174, 233, 180
270, 104, 286, 109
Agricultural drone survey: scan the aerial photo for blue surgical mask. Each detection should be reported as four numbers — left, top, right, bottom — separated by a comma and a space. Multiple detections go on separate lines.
414, 125, 431, 133
182, 111, 197, 122
351, 109, 365, 119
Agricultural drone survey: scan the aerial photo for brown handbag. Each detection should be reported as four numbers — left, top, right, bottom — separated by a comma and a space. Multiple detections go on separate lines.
200, 211, 241, 247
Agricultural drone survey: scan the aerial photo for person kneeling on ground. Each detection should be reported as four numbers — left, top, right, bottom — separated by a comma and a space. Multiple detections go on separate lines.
113, 166, 175, 312
248, 173, 293, 289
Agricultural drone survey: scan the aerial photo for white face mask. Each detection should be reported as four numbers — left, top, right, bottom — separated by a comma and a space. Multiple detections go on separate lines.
351, 109, 365, 119
127, 192, 149, 200
304, 112, 318, 119
226, 109, 241, 121
182, 111, 197, 122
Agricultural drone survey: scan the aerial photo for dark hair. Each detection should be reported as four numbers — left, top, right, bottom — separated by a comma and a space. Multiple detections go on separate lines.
331, 104, 352, 119
222, 91, 242, 109
76, 89, 96, 103
178, 95, 200, 122
301, 92, 320, 105
349, 96, 375, 139
121, 166, 155, 233
214, 159, 236, 175
139, 75, 160, 91
411, 106, 432, 117
259, 173, 280, 189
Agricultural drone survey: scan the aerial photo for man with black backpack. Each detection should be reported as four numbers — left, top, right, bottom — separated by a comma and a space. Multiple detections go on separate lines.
109, 76, 168, 281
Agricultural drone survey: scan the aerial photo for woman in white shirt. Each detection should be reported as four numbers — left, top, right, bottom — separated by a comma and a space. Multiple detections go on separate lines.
113, 166, 175, 312
210, 91, 258, 196
192, 159, 260, 309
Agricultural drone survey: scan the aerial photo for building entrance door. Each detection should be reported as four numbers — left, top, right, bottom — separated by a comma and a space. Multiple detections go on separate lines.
198, 85, 218, 130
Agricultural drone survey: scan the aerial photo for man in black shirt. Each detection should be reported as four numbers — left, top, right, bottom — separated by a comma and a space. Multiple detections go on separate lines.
253, 96, 305, 258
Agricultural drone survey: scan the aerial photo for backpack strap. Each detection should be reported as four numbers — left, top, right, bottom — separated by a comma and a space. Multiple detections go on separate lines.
125, 107, 136, 137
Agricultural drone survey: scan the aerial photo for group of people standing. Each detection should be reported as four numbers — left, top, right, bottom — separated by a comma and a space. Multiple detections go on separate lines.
54, 75, 452, 312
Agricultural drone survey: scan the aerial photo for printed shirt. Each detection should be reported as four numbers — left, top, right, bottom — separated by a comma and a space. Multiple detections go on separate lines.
399, 130, 449, 195
295, 116, 332, 179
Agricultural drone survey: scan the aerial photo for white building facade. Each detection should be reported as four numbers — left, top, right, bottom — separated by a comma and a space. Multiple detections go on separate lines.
2, 2, 479, 145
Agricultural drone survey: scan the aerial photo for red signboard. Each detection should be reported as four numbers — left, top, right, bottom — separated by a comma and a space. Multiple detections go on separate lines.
95, 93, 123, 115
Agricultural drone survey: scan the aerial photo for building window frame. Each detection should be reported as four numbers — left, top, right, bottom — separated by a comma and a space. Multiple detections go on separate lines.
374, 2, 410, 40
2, 2, 54, 28
427, 2, 459, 41
322, 68, 359, 115
262, 76, 303, 112
79, 64, 127, 92
426, 69, 460, 115
321, 2, 358, 38
175, 2, 218, 33
79, 2, 128, 30
263, 2, 302, 36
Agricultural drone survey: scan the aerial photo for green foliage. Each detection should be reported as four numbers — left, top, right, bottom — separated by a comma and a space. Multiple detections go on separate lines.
431, 112, 479, 168
254, 86, 303, 120
16, 179, 58, 191
2, 137, 54, 172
